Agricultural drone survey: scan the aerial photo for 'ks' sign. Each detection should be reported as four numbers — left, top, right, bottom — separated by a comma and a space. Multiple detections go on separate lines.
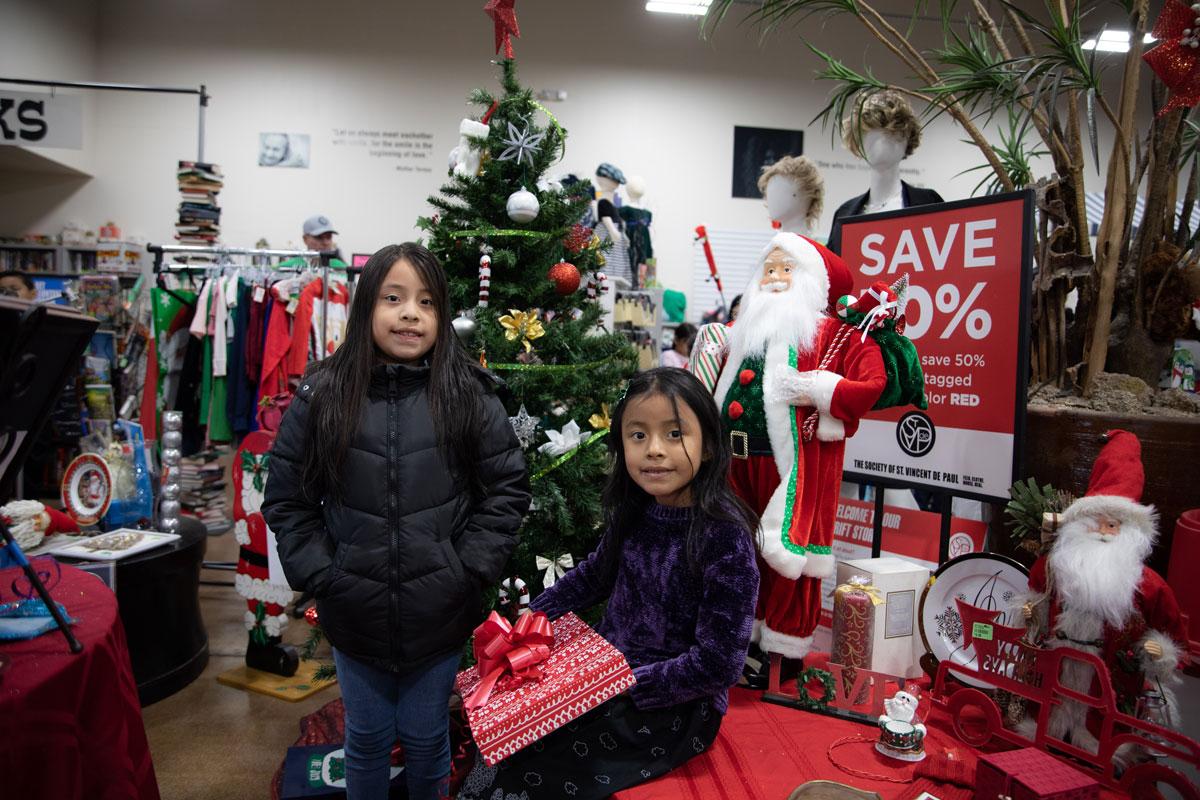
0, 91, 83, 150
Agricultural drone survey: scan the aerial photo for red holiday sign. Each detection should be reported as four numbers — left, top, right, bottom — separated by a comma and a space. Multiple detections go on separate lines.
838, 191, 1033, 501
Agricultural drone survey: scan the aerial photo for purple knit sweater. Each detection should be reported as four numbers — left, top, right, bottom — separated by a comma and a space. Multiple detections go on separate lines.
530, 503, 759, 714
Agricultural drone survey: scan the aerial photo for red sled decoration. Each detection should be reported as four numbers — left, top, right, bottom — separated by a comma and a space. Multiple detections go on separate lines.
455, 612, 635, 766
975, 747, 1099, 800
930, 601, 1200, 799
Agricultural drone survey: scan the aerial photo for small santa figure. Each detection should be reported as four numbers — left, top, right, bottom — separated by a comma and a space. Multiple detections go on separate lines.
1023, 429, 1188, 755
691, 232, 888, 669
235, 429, 299, 677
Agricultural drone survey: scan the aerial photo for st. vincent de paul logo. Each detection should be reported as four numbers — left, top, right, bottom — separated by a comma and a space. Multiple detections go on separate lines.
896, 411, 935, 457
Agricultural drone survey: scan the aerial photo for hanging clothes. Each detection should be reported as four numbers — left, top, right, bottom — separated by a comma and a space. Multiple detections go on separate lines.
227, 280, 260, 438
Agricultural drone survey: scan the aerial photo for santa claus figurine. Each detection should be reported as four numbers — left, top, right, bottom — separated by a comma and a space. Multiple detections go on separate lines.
691, 232, 888, 675
235, 429, 299, 676
1023, 429, 1188, 754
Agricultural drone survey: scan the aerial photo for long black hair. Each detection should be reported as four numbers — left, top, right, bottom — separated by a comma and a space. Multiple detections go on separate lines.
600, 368, 760, 571
301, 243, 485, 502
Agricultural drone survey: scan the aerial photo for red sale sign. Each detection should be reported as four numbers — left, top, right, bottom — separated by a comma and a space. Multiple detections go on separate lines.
838, 191, 1033, 501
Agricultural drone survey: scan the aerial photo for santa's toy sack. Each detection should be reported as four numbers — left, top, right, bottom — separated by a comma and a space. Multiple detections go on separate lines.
835, 274, 927, 411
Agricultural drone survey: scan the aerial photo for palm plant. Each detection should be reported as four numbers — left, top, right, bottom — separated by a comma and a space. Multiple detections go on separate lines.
706, 0, 1200, 394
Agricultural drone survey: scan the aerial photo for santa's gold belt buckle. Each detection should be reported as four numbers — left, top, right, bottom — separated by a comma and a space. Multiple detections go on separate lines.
730, 430, 749, 460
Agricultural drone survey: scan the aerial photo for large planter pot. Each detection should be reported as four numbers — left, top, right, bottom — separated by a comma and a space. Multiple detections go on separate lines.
1018, 405, 1200, 575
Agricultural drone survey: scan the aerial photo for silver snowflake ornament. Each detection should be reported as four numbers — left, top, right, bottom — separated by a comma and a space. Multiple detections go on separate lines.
509, 404, 540, 449
496, 121, 546, 167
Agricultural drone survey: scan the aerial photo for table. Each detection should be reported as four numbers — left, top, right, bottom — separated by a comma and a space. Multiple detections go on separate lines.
59, 517, 209, 705
0, 563, 161, 800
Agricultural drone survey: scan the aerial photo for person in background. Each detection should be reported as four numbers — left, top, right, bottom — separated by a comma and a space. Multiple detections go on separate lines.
727, 294, 743, 323
661, 322, 697, 369
0, 270, 37, 300
301, 215, 346, 264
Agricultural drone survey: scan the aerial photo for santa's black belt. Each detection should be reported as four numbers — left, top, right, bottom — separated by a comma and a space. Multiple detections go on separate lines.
730, 431, 772, 459
239, 546, 269, 569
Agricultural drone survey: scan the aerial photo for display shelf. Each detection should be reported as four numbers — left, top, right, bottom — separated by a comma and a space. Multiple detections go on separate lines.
0, 240, 146, 275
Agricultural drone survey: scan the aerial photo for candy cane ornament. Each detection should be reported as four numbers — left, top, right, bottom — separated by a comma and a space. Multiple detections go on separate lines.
478, 254, 492, 308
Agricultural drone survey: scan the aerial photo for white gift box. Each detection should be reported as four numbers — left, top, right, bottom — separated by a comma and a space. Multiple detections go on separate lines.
835, 556, 931, 678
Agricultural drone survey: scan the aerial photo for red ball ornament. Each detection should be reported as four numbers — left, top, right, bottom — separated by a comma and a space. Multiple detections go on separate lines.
739, 369, 756, 386
548, 261, 581, 295
728, 401, 744, 420
305, 605, 320, 627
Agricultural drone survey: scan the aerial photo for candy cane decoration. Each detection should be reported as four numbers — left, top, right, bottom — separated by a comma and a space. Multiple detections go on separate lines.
497, 575, 529, 613
478, 254, 492, 308
585, 270, 610, 300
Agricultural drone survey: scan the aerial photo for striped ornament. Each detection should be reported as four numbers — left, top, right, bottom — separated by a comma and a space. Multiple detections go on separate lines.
478, 254, 492, 308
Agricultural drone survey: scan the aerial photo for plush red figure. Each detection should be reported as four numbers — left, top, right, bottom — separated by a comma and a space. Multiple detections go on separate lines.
1023, 430, 1188, 761
234, 429, 299, 676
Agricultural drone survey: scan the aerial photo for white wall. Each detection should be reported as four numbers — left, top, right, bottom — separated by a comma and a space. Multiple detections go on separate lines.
0, 0, 1135, 306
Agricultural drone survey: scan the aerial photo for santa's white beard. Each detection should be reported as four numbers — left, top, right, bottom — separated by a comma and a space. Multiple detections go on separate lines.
1048, 517, 1151, 630
729, 269, 826, 357
242, 484, 264, 516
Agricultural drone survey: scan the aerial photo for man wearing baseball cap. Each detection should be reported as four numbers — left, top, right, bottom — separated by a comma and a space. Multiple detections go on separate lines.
302, 214, 342, 260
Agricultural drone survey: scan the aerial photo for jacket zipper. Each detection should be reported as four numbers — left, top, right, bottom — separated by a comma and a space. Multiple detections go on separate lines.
388, 373, 400, 662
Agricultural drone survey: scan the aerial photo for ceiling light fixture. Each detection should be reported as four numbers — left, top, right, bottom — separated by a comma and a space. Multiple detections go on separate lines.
646, 1, 712, 16
1081, 30, 1157, 53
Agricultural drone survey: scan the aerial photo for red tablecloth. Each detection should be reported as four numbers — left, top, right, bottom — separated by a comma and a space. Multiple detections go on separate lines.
0, 563, 160, 800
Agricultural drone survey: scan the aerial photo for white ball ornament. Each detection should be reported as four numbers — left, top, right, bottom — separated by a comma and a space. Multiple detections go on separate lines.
506, 187, 540, 223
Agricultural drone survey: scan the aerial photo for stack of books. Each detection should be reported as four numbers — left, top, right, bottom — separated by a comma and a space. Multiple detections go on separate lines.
176, 161, 224, 245
178, 450, 230, 532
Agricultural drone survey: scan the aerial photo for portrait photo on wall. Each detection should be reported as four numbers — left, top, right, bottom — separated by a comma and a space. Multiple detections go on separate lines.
731, 125, 805, 199
258, 132, 311, 168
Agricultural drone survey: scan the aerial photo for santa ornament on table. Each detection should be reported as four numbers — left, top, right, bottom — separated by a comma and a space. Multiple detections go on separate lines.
690, 232, 888, 670
1023, 430, 1188, 756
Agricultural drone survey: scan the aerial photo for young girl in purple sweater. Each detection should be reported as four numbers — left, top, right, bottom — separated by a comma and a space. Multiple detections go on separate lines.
459, 368, 760, 800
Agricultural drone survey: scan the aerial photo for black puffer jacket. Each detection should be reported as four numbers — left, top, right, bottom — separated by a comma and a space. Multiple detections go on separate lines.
262, 363, 530, 674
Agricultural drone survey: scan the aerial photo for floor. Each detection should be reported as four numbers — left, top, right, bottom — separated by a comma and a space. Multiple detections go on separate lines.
140, 515, 1200, 799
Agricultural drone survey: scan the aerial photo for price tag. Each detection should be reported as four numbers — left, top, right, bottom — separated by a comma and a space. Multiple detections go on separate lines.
253, 285, 266, 303
286, 298, 299, 315
971, 622, 994, 641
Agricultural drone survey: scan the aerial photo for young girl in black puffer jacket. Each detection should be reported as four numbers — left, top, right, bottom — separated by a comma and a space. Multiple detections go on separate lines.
263, 243, 530, 800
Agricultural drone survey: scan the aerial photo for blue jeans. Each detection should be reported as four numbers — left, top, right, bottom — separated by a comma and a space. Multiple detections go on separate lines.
333, 648, 460, 800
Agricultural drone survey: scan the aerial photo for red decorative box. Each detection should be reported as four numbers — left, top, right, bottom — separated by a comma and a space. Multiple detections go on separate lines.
974, 747, 1100, 800
455, 612, 636, 766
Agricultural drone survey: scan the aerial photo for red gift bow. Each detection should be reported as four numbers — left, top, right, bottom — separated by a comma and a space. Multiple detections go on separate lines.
1143, 0, 1200, 116
465, 610, 554, 711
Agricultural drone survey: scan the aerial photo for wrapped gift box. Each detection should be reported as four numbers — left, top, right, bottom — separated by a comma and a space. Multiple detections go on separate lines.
455, 612, 636, 766
975, 747, 1099, 800
835, 557, 929, 677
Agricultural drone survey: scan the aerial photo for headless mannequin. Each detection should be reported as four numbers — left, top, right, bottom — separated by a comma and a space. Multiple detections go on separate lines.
861, 130, 907, 214
763, 174, 814, 236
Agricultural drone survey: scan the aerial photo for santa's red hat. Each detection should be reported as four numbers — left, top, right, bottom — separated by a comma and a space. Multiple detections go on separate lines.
760, 232, 854, 311
1059, 429, 1157, 539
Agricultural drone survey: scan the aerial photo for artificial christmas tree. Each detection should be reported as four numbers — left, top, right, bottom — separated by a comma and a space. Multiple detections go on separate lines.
418, 58, 636, 617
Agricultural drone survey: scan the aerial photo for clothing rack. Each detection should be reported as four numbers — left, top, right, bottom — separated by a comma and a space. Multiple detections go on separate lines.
149, 244, 348, 361
149, 244, 348, 577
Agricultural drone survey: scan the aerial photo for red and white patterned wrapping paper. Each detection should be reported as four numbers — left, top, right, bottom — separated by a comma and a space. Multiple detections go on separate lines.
455, 612, 636, 766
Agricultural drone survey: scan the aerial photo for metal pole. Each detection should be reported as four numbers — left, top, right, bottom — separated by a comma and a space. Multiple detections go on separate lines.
871, 483, 885, 558
319, 251, 332, 360
197, 84, 208, 162
148, 244, 325, 259
0, 77, 204, 96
